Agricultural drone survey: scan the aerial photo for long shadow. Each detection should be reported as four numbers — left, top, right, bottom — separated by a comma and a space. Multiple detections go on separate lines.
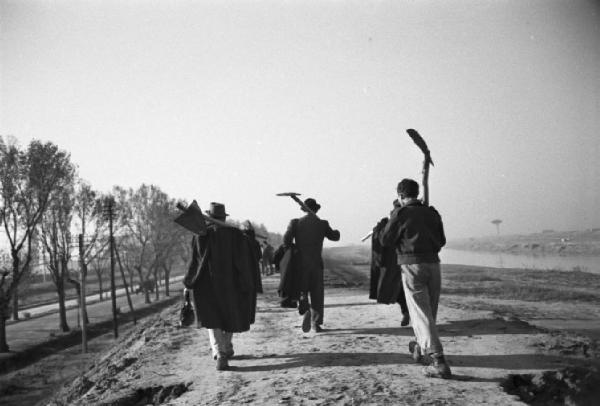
449, 353, 590, 370
329, 327, 413, 337
437, 318, 540, 336
325, 302, 379, 309
328, 317, 540, 338
0, 296, 180, 375
231, 351, 409, 372
231, 352, 517, 382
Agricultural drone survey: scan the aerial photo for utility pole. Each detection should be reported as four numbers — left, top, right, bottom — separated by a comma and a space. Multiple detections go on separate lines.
78, 233, 88, 353
115, 247, 136, 324
103, 196, 118, 339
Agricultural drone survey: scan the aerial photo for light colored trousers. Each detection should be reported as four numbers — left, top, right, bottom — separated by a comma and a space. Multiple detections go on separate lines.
401, 263, 444, 355
207, 328, 233, 359
187, 288, 234, 359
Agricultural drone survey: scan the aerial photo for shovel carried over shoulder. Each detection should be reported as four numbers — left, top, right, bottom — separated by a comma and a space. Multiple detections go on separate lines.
276, 192, 319, 218
174, 200, 238, 234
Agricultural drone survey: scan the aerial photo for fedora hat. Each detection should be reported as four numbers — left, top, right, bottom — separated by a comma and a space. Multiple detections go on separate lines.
302, 198, 321, 213
205, 202, 229, 219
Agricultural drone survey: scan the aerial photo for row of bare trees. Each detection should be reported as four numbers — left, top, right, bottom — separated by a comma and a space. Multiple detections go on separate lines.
0, 136, 191, 352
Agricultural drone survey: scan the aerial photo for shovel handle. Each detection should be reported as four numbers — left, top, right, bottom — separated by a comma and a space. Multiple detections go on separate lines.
290, 195, 318, 216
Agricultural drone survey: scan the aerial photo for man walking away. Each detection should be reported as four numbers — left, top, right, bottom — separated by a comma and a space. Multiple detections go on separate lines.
379, 179, 450, 379
283, 198, 340, 333
184, 203, 259, 371
262, 241, 275, 276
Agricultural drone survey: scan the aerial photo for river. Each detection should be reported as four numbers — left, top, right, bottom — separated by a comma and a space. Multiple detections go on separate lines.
441, 249, 600, 274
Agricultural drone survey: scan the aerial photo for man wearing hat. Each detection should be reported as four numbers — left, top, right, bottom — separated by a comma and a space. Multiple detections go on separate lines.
185, 202, 260, 371
283, 198, 340, 333
378, 179, 450, 379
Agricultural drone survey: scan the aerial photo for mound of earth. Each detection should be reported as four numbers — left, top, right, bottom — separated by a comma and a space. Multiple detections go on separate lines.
46, 307, 194, 406
502, 366, 600, 406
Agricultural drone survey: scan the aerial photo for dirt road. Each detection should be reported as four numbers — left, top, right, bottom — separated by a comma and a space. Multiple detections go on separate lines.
45, 275, 597, 405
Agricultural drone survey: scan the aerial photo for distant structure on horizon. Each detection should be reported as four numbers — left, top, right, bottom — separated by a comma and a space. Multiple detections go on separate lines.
491, 219, 502, 235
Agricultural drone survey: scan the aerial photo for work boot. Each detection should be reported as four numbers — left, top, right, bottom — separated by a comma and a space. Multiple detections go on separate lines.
298, 295, 310, 315
408, 340, 423, 364
213, 349, 234, 360
302, 310, 312, 333
400, 312, 410, 327
216, 356, 229, 371
312, 323, 323, 333
423, 353, 451, 379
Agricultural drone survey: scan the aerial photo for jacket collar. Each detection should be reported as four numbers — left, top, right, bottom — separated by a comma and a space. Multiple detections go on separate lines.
402, 198, 423, 207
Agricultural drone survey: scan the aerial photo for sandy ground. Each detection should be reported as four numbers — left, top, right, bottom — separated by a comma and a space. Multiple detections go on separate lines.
42, 275, 598, 406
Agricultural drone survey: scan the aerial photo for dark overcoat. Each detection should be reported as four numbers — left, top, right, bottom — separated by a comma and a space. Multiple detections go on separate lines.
370, 223, 404, 304
184, 226, 259, 332
283, 215, 340, 285
276, 244, 301, 307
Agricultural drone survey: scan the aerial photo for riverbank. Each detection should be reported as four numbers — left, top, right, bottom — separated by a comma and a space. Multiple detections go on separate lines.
446, 229, 600, 257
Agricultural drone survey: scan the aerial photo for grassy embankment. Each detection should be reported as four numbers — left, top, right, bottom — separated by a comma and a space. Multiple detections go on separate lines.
442, 265, 600, 303
16, 267, 187, 311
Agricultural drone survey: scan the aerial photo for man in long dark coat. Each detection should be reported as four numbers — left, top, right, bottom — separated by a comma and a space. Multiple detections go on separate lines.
370, 199, 410, 327
184, 202, 260, 371
283, 198, 340, 333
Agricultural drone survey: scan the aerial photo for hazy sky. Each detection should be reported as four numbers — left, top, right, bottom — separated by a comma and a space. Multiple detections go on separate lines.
1, 0, 599, 246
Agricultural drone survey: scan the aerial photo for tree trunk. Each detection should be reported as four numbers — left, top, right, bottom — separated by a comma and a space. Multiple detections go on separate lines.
11, 287, 18, 321
137, 268, 151, 304
80, 263, 88, 353
0, 296, 9, 352
11, 254, 20, 321
129, 271, 134, 293
57, 278, 70, 332
163, 265, 170, 297
96, 271, 103, 301
154, 268, 159, 301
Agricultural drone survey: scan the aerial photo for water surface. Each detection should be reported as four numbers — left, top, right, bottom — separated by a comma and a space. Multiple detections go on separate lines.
441, 249, 600, 274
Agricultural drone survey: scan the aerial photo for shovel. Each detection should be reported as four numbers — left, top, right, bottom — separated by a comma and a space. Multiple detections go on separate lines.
276, 192, 319, 217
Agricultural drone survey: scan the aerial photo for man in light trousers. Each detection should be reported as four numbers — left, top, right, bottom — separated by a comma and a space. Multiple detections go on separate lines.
378, 178, 451, 379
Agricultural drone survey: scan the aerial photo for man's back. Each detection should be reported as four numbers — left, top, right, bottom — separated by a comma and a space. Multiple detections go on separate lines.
284, 214, 340, 268
285, 214, 339, 249
380, 200, 446, 264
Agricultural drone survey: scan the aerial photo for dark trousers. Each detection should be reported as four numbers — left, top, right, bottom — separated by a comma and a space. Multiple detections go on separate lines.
397, 283, 409, 314
300, 266, 324, 326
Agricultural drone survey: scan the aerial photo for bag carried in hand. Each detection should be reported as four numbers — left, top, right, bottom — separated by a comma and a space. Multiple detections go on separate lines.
180, 289, 195, 327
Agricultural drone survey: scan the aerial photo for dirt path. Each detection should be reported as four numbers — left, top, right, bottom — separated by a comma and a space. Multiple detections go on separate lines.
46, 276, 595, 405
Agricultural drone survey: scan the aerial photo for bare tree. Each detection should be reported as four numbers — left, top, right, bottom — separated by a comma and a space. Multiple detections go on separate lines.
115, 185, 156, 304
0, 138, 73, 351
90, 253, 108, 301
72, 180, 110, 351
152, 197, 185, 297
491, 219, 503, 235
39, 165, 76, 332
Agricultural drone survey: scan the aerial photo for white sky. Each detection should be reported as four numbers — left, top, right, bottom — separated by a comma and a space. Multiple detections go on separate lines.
1, 0, 599, 246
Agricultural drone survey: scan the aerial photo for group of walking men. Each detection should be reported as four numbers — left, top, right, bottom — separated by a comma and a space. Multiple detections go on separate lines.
181, 178, 450, 379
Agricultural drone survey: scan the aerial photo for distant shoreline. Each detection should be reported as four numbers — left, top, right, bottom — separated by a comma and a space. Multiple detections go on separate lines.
446, 229, 600, 257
